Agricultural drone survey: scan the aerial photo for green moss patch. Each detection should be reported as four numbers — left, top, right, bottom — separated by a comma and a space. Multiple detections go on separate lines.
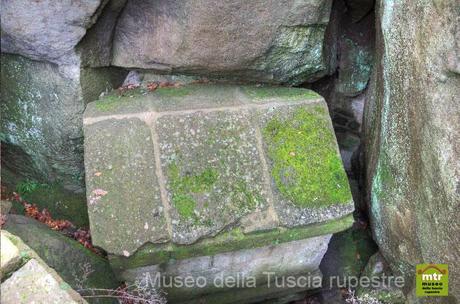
109, 214, 354, 271
154, 86, 193, 97
243, 86, 320, 101
263, 106, 351, 208
168, 163, 218, 219
94, 88, 145, 111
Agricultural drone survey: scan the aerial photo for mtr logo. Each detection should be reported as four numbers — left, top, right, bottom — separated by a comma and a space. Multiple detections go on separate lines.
416, 264, 449, 297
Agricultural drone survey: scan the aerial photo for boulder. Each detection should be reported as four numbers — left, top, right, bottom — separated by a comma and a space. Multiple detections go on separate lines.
363, 0, 460, 300
0, 53, 125, 199
4, 215, 120, 304
83, 84, 354, 301
112, 0, 333, 84
0, 0, 125, 66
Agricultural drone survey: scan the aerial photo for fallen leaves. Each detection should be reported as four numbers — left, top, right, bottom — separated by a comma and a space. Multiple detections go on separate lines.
3, 191, 103, 255
117, 83, 140, 95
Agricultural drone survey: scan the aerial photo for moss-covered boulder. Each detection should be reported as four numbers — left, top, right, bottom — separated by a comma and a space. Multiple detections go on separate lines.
3, 215, 120, 304
83, 84, 354, 302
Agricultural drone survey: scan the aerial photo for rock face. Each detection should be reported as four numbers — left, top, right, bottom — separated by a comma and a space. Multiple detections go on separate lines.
364, 0, 460, 301
4, 215, 120, 303
112, 0, 333, 84
0, 53, 125, 196
0, 0, 127, 197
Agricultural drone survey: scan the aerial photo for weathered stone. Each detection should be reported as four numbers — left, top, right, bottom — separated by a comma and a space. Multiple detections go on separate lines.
363, 0, 460, 300
112, 0, 333, 84
336, 37, 373, 97
320, 225, 378, 287
0, 0, 113, 65
356, 252, 406, 304
4, 215, 120, 303
1, 259, 87, 304
307, 0, 374, 133
120, 235, 330, 303
0, 53, 125, 209
0, 231, 21, 277
84, 118, 169, 254
84, 84, 354, 257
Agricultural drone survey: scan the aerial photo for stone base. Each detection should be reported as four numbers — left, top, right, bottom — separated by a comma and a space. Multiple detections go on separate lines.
116, 235, 331, 303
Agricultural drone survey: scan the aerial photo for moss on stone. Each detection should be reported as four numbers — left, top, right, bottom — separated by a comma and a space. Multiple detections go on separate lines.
243, 86, 320, 101
94, 88, 145, 111
154, 86, 193, 97
168, 163, 218, 219
109, 213, 354, 271
17, 182, 89, 228
263, 106, 351, 208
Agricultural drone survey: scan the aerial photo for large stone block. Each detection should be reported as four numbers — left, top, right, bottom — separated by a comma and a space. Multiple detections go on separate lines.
84, 84, 354, 256
112, 0, 333, 84
84, 84, 354, 302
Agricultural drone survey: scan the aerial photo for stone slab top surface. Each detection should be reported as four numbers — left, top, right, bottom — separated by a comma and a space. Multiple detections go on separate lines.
84, 84, 354, 257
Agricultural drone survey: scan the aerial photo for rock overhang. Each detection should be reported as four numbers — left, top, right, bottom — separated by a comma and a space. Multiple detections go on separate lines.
83, 84, 354, 258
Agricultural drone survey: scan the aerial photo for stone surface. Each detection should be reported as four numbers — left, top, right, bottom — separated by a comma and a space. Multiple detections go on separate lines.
84, 84, 354, 256
0, 0, 107, 65
363, 0, 460, 300
112, 0, 333, 84
1, 259, 87, 304
0, 231, 21, 277
356, 252, 406, 304
120, 235, 330, 303
0, 53, 125, 204
4, 215, 120, 303
320, 225, 378, 287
